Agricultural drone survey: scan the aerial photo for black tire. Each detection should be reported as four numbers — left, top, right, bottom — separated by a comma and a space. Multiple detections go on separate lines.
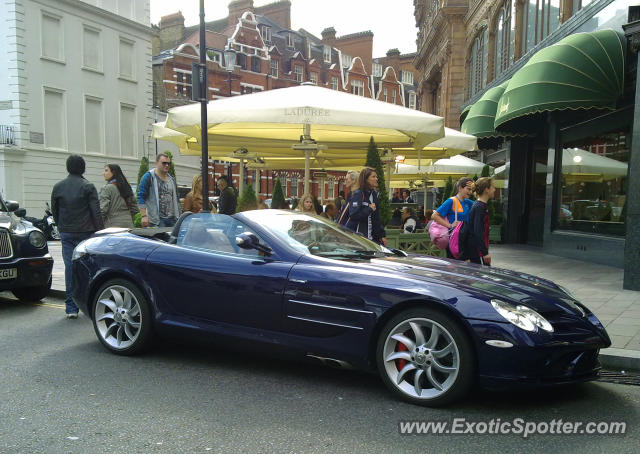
376, 307, 475, 407
12, 278, 52, 303
92, 278, 153, 356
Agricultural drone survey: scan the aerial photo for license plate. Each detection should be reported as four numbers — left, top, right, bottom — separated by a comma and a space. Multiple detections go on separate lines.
0, 268, 17, 280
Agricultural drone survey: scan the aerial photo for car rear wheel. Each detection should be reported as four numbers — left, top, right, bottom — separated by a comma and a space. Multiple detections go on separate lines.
92, 279, 152, 355
12, 278, 52, 303
376, 308, 474, 406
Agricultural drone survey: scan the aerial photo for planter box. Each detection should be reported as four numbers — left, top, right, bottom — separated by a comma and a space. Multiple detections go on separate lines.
489, 224, 502, 244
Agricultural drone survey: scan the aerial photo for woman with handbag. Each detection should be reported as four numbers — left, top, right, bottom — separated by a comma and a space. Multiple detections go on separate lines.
337, 170, 359, 226
430, 177, 475, 258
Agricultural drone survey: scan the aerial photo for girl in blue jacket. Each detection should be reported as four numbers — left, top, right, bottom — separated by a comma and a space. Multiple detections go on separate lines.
346, 167, 387, 246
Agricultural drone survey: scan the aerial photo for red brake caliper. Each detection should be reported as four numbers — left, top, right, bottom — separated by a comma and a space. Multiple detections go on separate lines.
396, 331, 410, 371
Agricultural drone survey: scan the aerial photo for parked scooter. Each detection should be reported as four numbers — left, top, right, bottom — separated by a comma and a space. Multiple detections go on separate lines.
24, 202, 59, 241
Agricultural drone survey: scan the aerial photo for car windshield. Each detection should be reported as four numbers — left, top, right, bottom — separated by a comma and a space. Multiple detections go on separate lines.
242, 210, 390, 258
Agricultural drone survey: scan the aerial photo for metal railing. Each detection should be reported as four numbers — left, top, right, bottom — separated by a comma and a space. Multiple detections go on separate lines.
0, 125, 15, 145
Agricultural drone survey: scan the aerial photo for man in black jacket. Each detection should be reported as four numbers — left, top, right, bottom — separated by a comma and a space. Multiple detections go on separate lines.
216, 176, 237, 215
51, 155, 104, 318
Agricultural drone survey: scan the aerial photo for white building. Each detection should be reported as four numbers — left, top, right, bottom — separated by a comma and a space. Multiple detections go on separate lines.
0, 0, 198, 215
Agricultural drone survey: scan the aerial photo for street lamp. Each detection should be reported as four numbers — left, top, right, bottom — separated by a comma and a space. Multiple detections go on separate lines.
224, 46, 237, 97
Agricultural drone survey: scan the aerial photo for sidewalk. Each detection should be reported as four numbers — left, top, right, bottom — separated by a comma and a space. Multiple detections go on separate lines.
46, 241, 640, 370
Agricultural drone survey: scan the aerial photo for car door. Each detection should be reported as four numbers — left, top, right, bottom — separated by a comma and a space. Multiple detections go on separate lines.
145, 214, 293, 331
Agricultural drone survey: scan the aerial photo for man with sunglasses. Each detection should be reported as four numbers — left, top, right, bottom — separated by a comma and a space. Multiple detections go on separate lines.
138, 153, 181, 227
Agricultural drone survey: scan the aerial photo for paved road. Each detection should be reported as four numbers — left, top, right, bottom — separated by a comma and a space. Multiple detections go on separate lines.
1, 295, 639, 454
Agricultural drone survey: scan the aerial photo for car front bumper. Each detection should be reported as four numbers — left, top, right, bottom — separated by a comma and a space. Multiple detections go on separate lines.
468, 318, 610, 389
0, 254, 53, 291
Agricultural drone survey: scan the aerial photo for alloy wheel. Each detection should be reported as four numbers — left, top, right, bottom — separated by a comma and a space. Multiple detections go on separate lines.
94, 285, 142, 350
382, 317, 460, 400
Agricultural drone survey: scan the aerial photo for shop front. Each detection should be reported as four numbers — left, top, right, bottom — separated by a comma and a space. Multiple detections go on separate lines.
461, 2, 640, 290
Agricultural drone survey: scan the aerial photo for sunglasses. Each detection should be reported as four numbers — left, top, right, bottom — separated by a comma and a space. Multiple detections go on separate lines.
160, 161, 171, 166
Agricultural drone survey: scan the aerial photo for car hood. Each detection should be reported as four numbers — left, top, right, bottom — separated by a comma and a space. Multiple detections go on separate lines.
361, 254, 575, 314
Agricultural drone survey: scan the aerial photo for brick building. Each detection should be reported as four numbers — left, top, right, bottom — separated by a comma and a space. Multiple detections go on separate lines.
152, 0, 419, 203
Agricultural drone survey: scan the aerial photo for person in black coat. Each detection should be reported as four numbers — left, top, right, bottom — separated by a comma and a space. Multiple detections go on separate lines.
346, 167, 387, 245
216, 176, 237, 215
460, 177, 496, 265
51, 155, 104, 319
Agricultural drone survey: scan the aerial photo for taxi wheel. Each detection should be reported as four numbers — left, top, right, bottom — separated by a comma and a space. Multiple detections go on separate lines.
12, 278, 52, 303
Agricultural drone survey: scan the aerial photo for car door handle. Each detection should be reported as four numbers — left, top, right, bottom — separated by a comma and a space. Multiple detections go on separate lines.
289, 279, 307, 284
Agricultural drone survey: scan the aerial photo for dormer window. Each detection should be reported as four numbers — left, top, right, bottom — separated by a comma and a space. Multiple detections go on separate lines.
402, 71, 414, 85
372, 63, 382, 77
323, 45, 331, 63
342, 54, 352, 68
286, 33, 294, 49
260, 26, 271, 44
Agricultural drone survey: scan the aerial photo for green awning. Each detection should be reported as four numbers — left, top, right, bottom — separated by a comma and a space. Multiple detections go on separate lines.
461, 81, 513, 138
459, 104, 472, 125
494, 30, 626, 133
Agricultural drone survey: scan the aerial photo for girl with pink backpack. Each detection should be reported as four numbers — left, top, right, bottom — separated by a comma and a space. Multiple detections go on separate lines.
429, 177, 475, 259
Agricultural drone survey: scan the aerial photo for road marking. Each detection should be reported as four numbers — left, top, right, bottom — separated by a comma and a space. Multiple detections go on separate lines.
33, 302, 65, 309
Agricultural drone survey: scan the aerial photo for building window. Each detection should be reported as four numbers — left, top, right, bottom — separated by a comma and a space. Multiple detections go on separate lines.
82, 26, 101, 71
270, 59, 278, 77
409, 92, 417, 109
251, 57, 261, 73
84, 96, 104, 154
261, 26, 271, 43
372, 63, 383, 77
41, 12, 64, 62
291, 175, 298, 197
310, 72, 318, 85
392, 89, 397, 104
287, 33, 294, 48
383, 87, 388, 102
294, 65, 303, 82
323, 45, 331, 63
43, 88, 66, 150
342, 54, 352, 68
521, 0, 561, 55
328, 178, 335, 199
557, 126, 629, 236
176, 72, 191, 97
468, 28, 488, 98
118, 37, 135, 80
207, 50, 222, 65
119, 103, 136, 157
351, 79, 364, 96
331, 76, 338, 90
402, 71, 414, 85
237, 53, 247, 70
494, 0, 516, 78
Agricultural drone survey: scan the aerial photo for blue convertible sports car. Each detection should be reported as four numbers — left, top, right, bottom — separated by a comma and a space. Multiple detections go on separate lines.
71, 210, 610, 406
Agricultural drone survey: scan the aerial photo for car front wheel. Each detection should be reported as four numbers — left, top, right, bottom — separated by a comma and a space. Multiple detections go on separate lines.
12, 278, 52, 303
376, 308, 475, 406
92, 279, 152, 355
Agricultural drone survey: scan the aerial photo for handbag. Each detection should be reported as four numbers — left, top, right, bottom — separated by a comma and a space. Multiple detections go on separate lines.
429, 197, 461, 250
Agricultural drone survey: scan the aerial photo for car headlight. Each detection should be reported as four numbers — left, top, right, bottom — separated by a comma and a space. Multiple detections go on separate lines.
491, 299, 554, 333
72, 241, 88, 261
28, 230, 46, 249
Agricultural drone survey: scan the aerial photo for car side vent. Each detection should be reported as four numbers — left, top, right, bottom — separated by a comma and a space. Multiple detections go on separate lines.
0, 230, 13, 258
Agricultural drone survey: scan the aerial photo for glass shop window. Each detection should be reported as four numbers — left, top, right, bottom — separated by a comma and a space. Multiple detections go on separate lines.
557, 127, 629, 236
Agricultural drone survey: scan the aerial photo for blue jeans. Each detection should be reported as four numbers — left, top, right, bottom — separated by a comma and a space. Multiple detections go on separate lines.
151, 217, 176, 227
60, 231, 93, 314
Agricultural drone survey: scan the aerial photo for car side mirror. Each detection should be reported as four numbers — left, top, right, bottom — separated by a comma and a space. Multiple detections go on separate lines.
6, 200, 19, 212
14, 208, 26, 218
235, 232, 272, 256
